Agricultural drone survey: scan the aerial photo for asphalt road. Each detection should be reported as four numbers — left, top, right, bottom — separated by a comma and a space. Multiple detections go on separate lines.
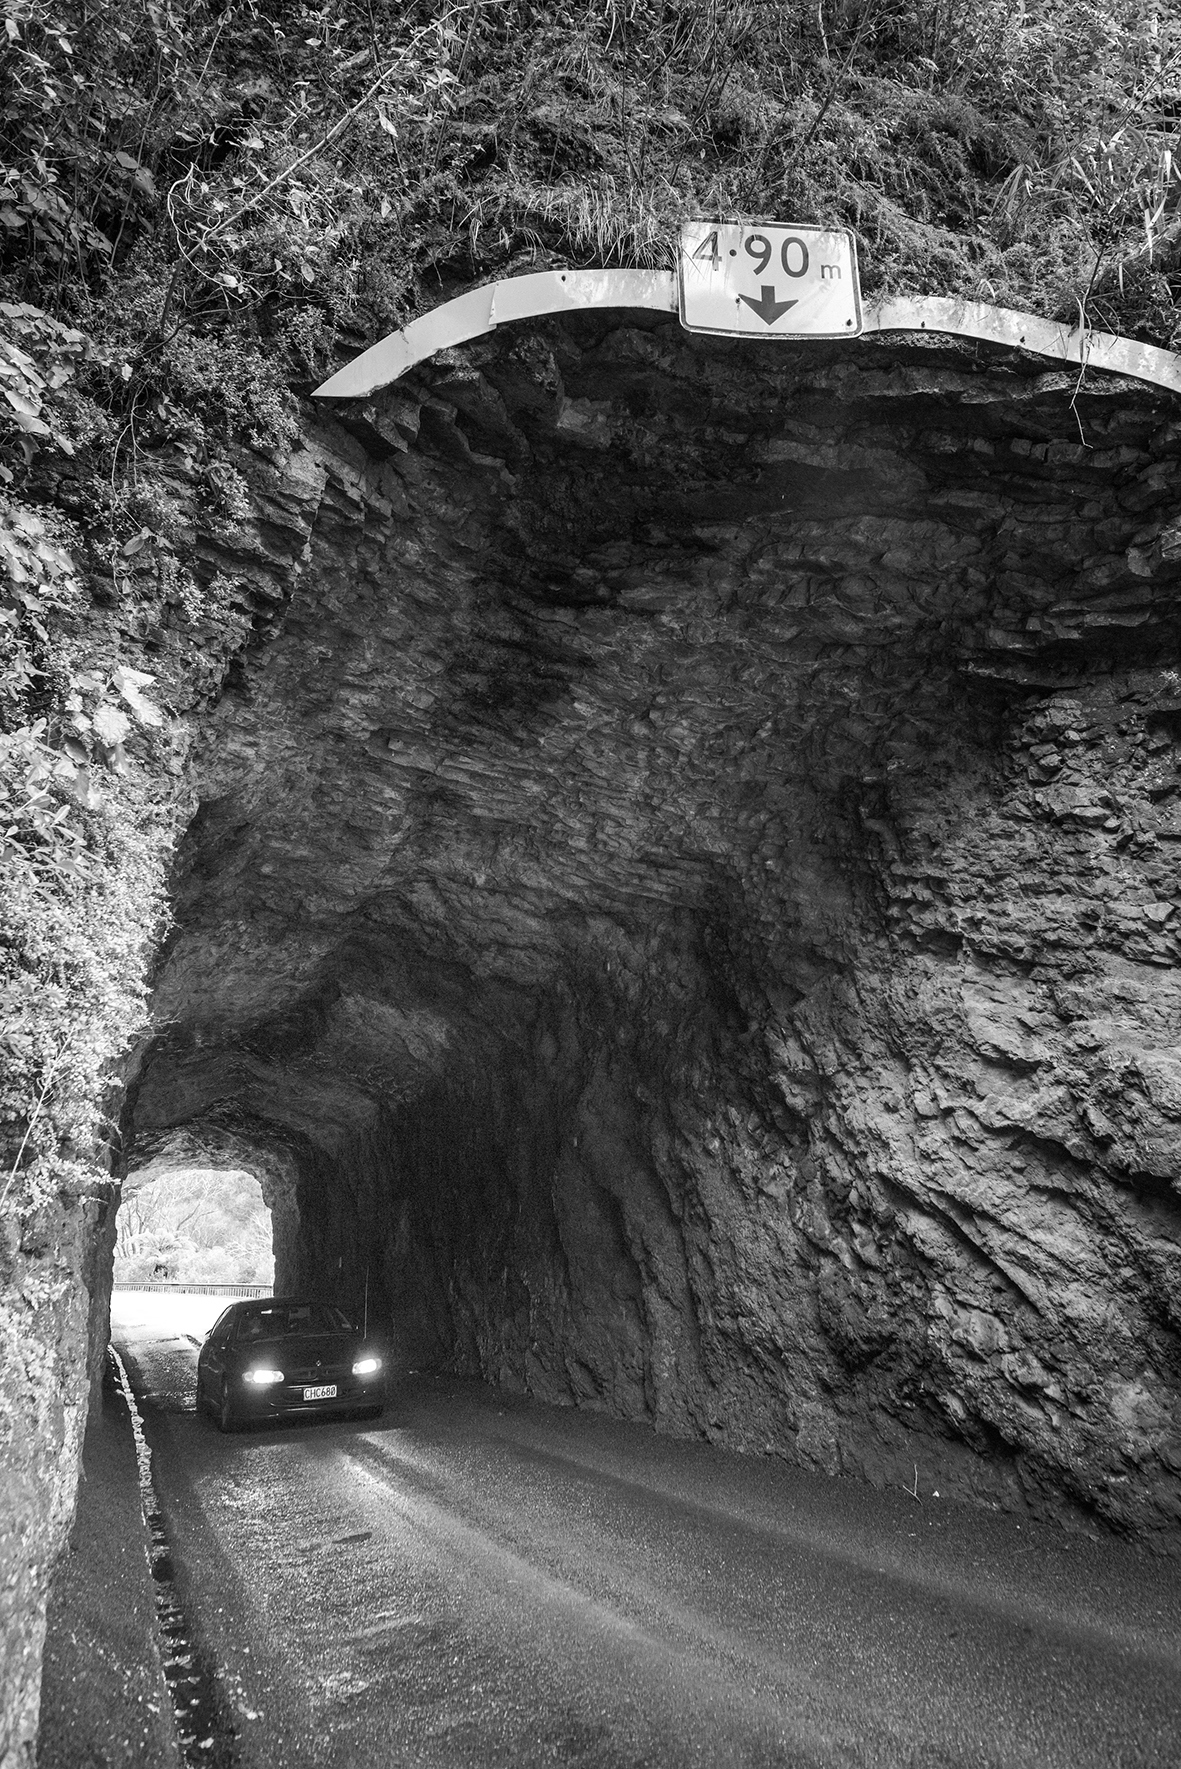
112, 1293, 1181, 1769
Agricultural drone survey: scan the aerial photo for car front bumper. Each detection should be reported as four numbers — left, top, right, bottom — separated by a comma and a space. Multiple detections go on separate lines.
236, 1375, 386, 1417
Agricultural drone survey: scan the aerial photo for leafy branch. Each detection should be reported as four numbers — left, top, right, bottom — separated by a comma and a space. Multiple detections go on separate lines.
0, 1024, 75, 1215
158, 2, 490, 333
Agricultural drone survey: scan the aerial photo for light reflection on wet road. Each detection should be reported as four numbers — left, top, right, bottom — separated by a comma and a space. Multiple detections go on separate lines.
112, 1295, 1181, 1768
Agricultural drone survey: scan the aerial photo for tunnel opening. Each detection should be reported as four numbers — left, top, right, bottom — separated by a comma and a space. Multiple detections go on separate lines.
114, 1162, 275, 1289
122, 312, 1181, 1539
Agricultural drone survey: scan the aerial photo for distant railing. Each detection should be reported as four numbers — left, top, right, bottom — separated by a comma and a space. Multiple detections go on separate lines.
112, 1281, 272, 1298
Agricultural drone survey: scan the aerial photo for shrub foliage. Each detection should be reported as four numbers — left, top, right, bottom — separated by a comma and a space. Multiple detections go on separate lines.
3, 0, 1179, 346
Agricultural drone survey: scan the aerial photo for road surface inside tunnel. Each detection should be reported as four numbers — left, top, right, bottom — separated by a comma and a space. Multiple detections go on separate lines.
110, 1295, 1181, 1769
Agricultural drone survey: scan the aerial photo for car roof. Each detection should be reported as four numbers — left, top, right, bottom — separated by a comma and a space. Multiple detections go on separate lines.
230, 1297, 353, 1314
232, 1296, 307, 1309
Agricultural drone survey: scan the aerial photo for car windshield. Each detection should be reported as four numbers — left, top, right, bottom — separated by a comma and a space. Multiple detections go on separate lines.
236, 1303, 354, 1342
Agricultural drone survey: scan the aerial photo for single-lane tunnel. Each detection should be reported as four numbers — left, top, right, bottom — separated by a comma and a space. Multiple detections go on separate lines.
106, 1292, 1181, 1768
125, 322, 1181, 1546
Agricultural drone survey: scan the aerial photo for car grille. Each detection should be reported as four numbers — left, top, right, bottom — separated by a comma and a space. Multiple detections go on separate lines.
285, 1362, 349, 1383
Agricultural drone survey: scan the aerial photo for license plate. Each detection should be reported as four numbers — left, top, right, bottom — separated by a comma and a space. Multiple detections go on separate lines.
303, 1384, 337, 1401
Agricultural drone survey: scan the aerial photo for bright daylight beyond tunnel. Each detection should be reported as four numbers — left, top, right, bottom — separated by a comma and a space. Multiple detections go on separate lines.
114, 1167, 274, 1289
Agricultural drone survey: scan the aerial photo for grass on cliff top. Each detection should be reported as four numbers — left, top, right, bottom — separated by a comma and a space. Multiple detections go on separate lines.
2, 0, 1181, 377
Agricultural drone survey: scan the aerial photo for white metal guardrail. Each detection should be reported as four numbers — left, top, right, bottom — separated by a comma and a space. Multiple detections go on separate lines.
112, 1281, 272, 1298
313, 268, 1181, 402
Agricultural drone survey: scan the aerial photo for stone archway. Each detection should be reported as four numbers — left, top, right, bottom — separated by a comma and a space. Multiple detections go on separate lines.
125, 309, 1181, 1538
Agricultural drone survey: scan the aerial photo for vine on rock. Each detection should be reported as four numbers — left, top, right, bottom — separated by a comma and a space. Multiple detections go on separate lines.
0, 300, 171, 1211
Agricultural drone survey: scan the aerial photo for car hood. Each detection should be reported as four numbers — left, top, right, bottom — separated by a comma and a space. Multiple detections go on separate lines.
230, 1332, 374, 1370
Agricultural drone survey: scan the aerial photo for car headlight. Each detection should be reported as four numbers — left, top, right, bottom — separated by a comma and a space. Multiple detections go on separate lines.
352, 1356, 382, 1375
244, 1367, 285, 1385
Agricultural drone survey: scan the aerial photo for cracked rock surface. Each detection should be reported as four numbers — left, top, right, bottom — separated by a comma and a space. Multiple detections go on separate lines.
129, 313, 1181, 1541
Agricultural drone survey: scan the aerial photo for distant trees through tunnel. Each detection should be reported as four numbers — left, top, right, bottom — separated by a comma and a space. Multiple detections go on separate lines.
114, 1165, 274, 1288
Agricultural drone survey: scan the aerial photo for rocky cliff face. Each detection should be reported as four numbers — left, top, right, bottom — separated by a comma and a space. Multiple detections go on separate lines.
129, 312, 1181, 1542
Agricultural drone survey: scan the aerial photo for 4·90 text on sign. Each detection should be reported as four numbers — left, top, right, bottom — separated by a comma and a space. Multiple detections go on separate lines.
678, 220, 863, 341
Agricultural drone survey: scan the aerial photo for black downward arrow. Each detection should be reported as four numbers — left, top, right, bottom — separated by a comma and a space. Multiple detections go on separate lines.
738, 285, 798, 325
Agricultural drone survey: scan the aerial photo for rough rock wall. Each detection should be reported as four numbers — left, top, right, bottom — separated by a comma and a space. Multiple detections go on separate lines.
0, 1198, 106, 1769
130, 314, 1181, 1542
0, 438, 330, 1769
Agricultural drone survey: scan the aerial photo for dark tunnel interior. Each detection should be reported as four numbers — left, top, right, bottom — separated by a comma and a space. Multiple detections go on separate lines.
121, 311, 1181, 1538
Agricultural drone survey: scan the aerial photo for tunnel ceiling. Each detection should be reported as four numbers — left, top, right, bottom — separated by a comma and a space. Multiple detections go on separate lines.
126, 312, 1181, 1537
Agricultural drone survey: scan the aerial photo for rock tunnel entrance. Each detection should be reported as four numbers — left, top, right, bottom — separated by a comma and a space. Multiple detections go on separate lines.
122, 311, 1181, 1539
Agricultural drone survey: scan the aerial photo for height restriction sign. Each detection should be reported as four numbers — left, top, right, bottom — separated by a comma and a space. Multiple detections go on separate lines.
678, 220, 862, 340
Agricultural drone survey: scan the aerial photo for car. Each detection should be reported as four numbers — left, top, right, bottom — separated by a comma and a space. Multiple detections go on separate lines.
196, 1296, 387, 1432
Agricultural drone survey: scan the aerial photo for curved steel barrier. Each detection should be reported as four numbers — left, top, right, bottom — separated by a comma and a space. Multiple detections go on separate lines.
312, 268, 1181, 401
